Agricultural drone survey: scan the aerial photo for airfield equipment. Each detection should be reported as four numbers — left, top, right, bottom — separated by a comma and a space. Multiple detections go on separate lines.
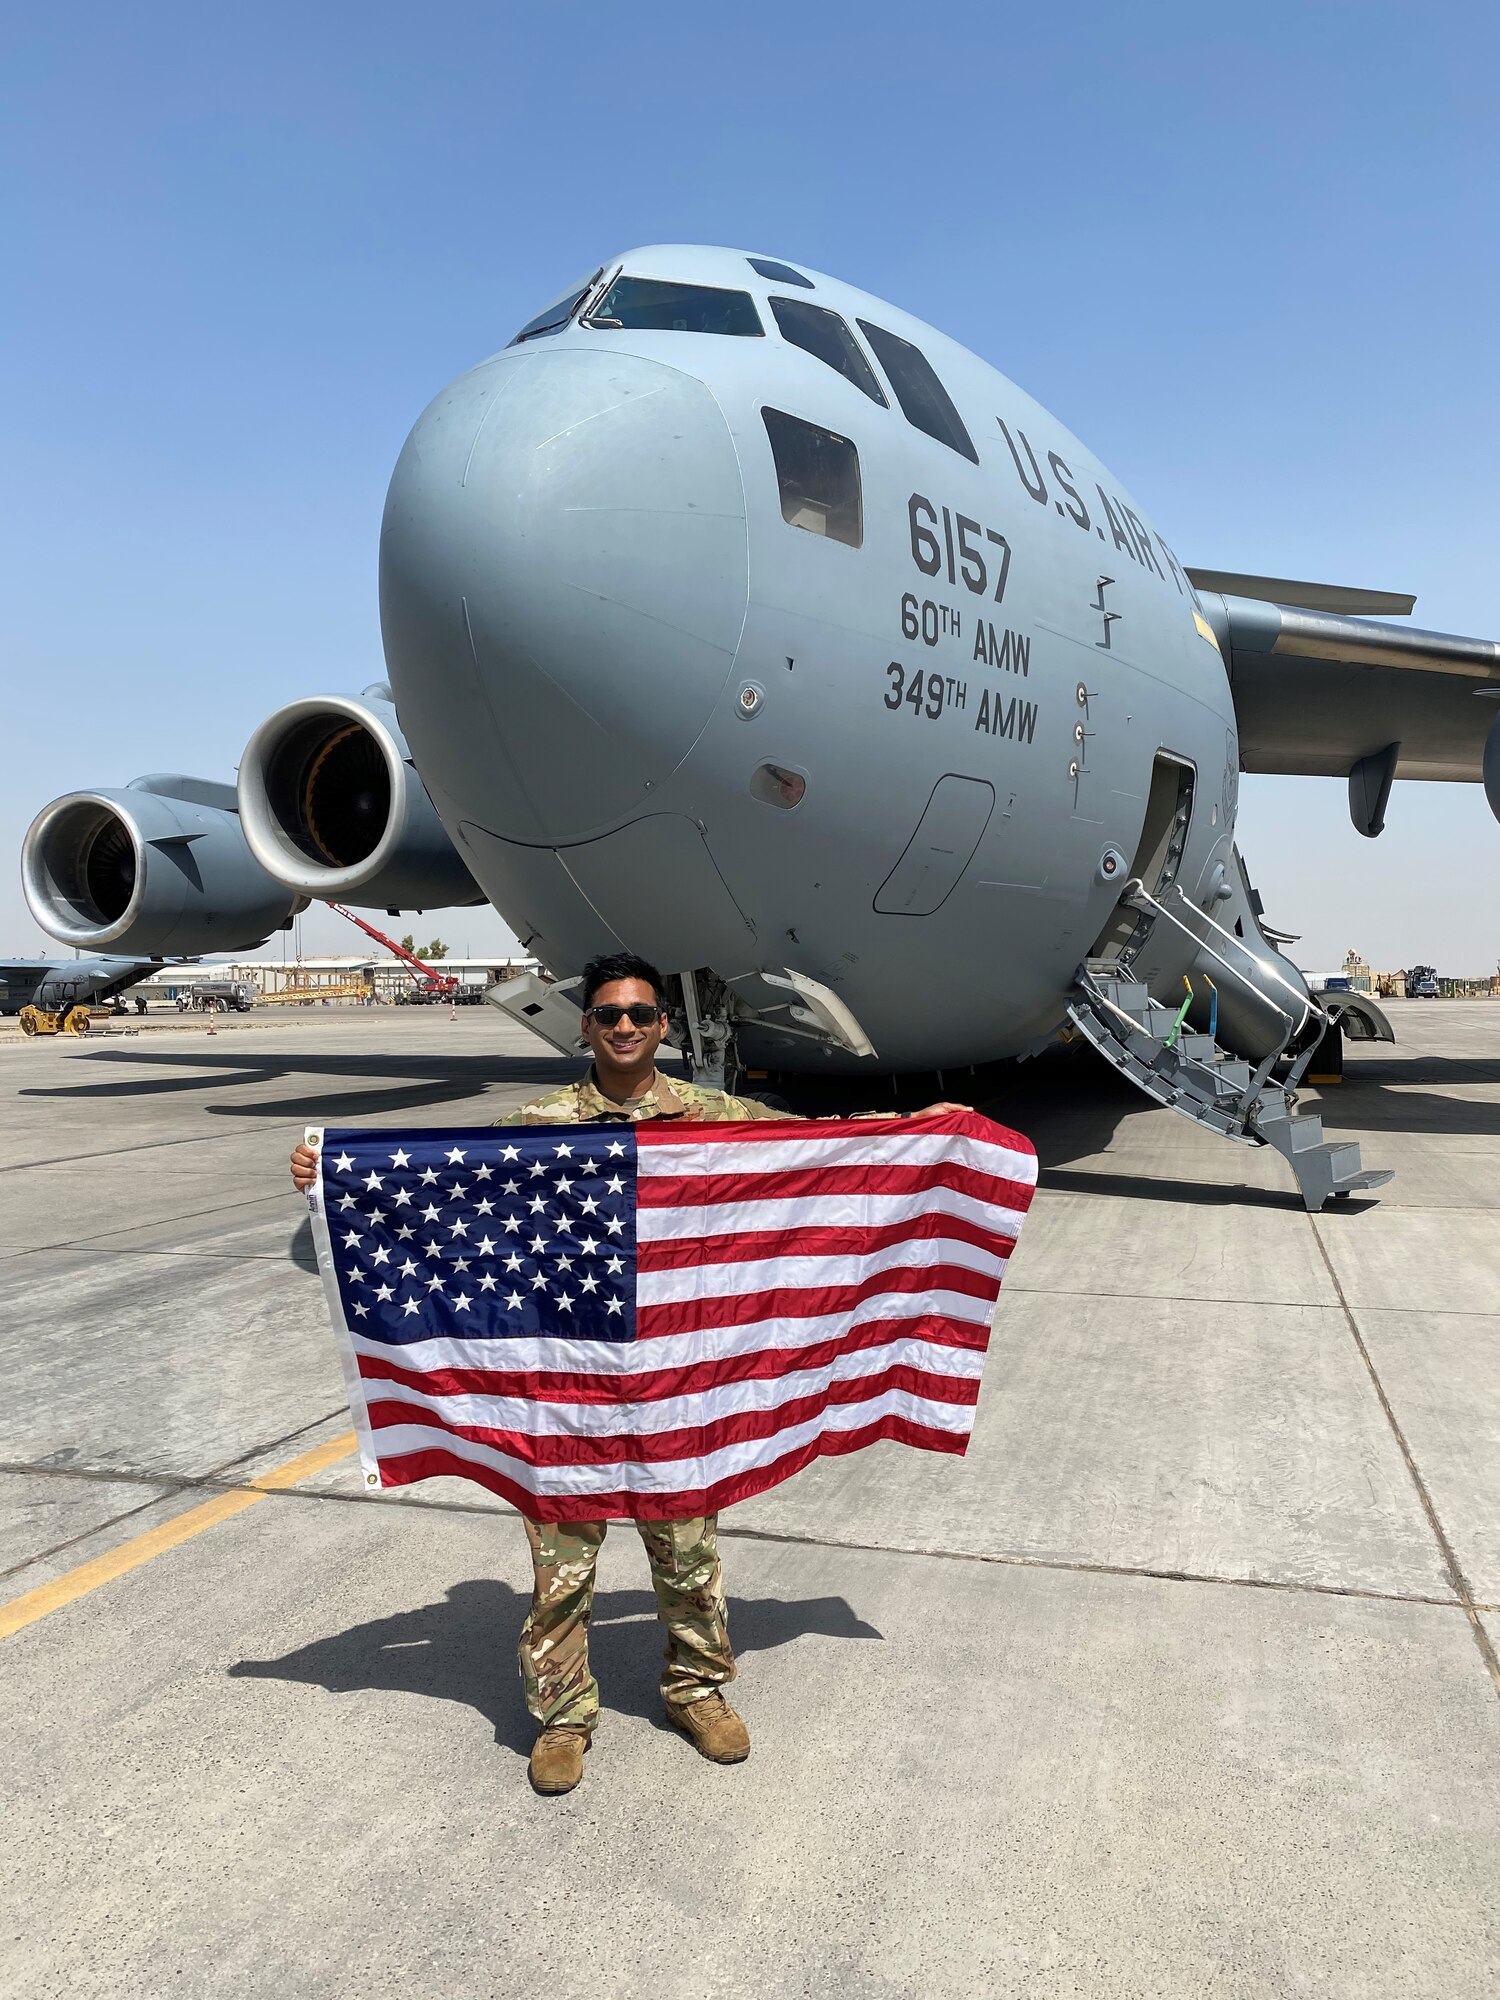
17, 1003, 93, 1037
255, 978, 372, 1005
174, 980, 255, 1014
1406, 965, 1440, 998
23, 246, 1500, 1206
326, 903, 459, 1000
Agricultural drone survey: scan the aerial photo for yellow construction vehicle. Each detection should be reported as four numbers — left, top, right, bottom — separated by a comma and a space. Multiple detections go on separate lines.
18, 1003, 93, 1038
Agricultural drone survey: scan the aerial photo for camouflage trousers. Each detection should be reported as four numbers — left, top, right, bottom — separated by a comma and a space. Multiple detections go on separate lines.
519, 1514, 735, 1733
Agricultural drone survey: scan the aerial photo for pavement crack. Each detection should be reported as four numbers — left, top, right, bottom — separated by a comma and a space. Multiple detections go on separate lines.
0, 1131, 252, 1175
14, 1191, 291, 1258
0, 1461, 1476, 1619
0, 1406, 351, 1499
0, 1487, 181, 1582
203, 1407, 355, 1480
713, 1522, 1469, 1612
1308, 1212, 1500, 1699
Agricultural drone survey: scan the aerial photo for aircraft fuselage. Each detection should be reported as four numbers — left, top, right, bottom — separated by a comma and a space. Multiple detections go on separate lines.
379, 246, 1239, 1071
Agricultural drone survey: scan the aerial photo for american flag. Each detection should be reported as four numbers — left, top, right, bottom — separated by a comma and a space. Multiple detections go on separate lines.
308, 1109, 1037, 1521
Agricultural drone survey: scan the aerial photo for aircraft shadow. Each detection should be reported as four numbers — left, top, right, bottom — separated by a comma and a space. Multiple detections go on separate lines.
1310, 1053, 1500, 1136
982, 1045, 1500, 1169
18, 1048, 577, 1121
228, 1575, 883, 1753
22, 1036, 1494, 1186
1315, 1089, 1500, 1137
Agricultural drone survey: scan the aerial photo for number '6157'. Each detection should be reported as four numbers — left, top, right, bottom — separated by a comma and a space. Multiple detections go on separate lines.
909, 493, 1011, 603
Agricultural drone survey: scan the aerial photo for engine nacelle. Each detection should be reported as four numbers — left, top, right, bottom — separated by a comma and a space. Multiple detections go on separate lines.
22, 776, 303, 955
236, 688, 481, 910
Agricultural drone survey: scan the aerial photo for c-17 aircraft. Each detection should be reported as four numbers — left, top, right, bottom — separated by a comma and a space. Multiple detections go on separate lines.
21, 247, 1500, 1206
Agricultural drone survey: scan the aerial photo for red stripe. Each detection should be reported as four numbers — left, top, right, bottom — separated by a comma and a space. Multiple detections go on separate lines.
635, 1108, 1037, 1154
636, 1258, 997, 1338
637, 1157, 1036, 1215
355, 1311, 988, 1407
365, 1362, 977, 1468
636, 1207, 1016, 1271
372, 1411, 970, 1523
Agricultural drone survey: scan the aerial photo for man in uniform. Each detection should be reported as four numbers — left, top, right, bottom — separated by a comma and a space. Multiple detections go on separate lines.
291, 948, 959, 1796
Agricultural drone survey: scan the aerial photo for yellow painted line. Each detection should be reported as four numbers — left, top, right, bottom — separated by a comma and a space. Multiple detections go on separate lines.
0, 1431, 357, 1642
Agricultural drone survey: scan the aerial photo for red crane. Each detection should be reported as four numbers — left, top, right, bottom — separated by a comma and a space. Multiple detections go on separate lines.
325, 903, 461, 1000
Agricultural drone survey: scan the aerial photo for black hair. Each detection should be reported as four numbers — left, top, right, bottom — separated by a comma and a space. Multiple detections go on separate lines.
580, 951, 668, 1011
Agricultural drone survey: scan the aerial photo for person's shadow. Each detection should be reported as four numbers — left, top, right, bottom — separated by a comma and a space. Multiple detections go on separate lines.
228, 1577, 883, 1754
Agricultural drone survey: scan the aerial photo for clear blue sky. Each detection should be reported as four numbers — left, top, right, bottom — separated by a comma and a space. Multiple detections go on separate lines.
4, 1, 1496, 972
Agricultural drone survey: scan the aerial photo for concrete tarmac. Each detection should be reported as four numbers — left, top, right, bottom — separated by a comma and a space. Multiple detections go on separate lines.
2, 1002, 1497, 1997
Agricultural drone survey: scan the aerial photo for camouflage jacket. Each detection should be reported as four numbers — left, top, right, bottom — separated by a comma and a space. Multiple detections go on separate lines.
495, 1067, 793, 1127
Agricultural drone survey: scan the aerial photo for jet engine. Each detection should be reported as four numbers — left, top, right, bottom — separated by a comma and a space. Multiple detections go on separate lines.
22, 776, 304, 955
236, 687, 481, 910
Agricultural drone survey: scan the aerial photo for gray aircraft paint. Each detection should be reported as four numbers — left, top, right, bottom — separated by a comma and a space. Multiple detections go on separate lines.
379, 245, 1242, 1071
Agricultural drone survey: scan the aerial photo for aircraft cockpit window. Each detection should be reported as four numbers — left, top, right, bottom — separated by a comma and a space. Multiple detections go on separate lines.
508, 269, 603, 345
769, 298, 888, 406
856, 321, 979, 463
582, 276, 763, 336
748, 256, 814, 289
762, 408, 863, 548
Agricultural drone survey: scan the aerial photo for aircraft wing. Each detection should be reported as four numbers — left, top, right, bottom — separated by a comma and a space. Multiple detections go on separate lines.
1190, 574, 1500, 792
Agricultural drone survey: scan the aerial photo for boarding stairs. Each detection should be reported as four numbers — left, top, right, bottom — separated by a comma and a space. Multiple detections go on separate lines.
1066, 965, 1392, 1212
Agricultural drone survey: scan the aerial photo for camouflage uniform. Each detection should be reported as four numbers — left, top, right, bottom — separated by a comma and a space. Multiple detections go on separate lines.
496, 1066, 793, 1730
497, 1067, 790, 1127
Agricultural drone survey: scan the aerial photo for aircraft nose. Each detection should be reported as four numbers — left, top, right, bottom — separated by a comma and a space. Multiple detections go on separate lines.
379, 349, 747, 844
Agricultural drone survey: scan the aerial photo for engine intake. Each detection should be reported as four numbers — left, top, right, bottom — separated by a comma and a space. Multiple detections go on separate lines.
237, 690, 480, 909
23, 779, 303, 955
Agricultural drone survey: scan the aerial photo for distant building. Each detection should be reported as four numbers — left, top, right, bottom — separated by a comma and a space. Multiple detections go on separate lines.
125, 955, 539, 1006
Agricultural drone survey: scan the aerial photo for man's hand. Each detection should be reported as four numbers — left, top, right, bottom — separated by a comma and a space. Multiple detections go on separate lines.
289, 1140, 319, 1193
860, 1101, 971, 1121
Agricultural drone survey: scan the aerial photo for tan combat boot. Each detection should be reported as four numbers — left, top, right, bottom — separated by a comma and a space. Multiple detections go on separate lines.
666, 1693, 750, 1763
528, 1725, 589, 1795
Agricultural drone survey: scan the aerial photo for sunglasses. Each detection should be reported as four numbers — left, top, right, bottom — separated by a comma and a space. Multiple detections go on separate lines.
583, 1002, 662, 1028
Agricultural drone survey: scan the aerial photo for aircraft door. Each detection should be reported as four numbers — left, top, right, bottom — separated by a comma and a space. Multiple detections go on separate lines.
1091, 752, 1195, 963
873, 775, 995, 916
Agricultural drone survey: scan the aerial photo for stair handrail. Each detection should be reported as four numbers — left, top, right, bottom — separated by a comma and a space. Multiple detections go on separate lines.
1157, 881, 1324, 1031
1119, 879, 1297, 1043
1076, 961, 1258, 1123
1113, 879, 1312, 1120
1074, 966, 1161, 1040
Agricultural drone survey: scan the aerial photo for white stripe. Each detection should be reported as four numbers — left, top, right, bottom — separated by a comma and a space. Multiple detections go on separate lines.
638, 1183, 1028, 1244
307, 1130, 382, 1487
350, 1284, 994, 1379
637, 1232, 1006, 1305
639, 1127, 1037, 1186
364, 1334, 982, 1439
371, 1385, 975, 1498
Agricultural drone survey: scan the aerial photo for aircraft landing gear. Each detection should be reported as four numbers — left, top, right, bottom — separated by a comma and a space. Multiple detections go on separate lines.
676, 969, 736, 1092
